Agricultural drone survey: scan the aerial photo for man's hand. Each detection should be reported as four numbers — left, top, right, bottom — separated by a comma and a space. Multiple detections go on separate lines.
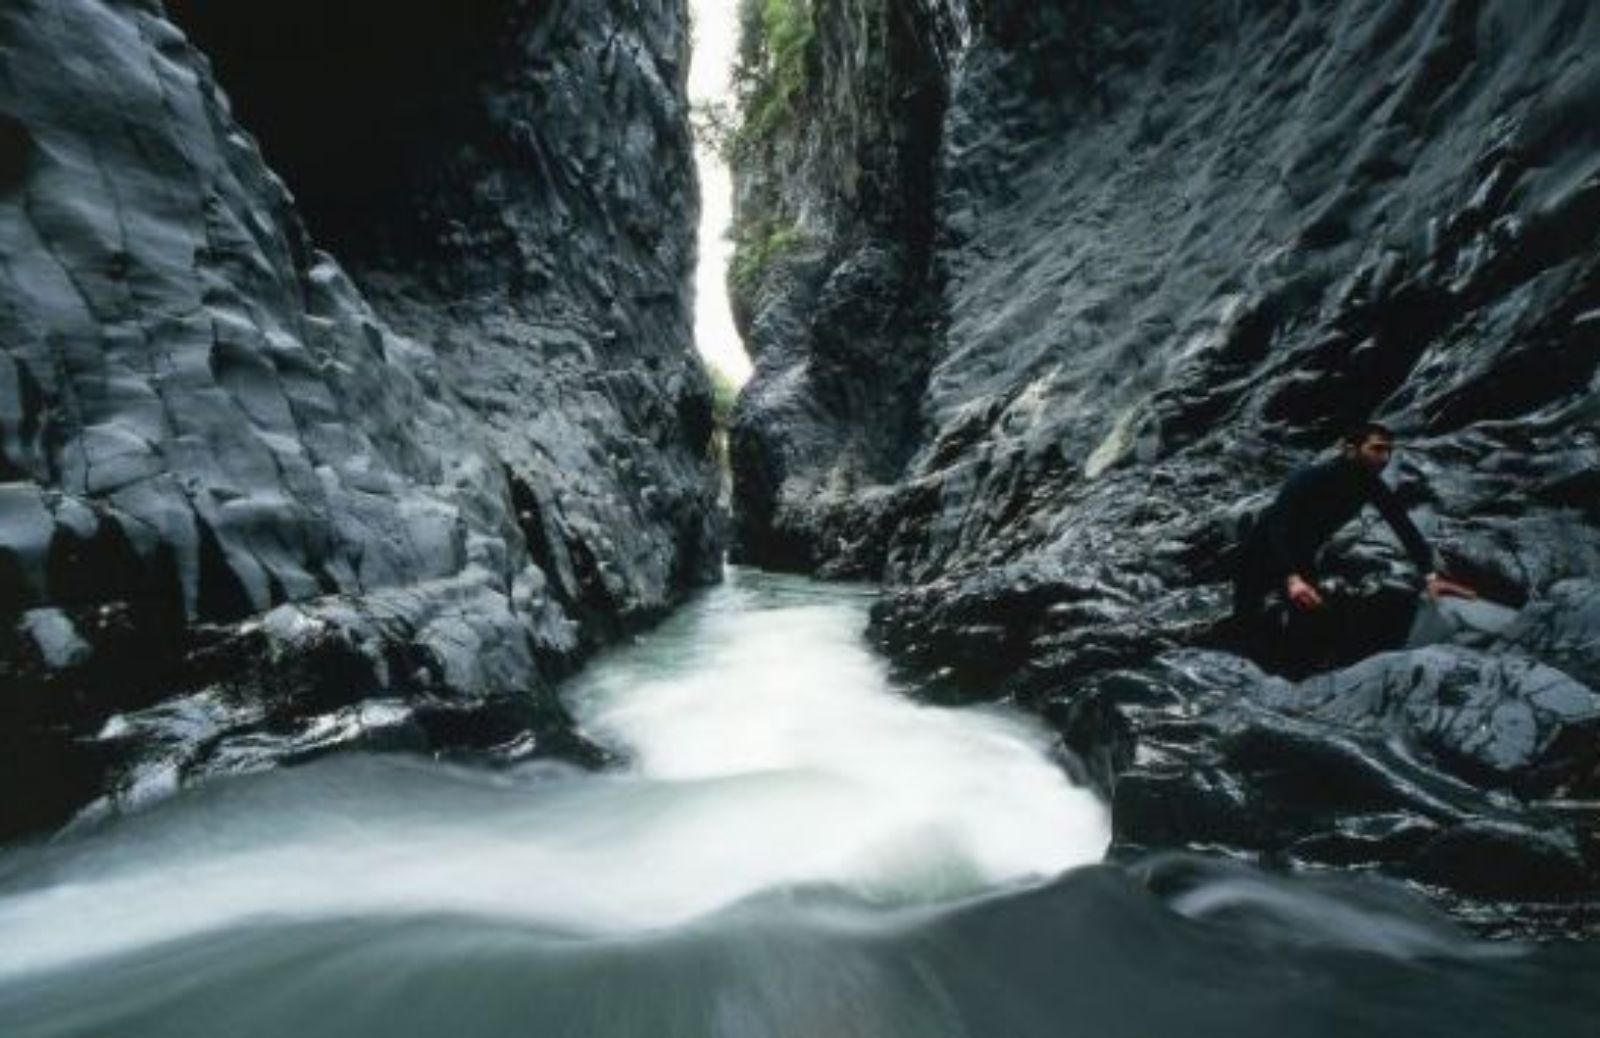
1286, 573, 1323, 611
1426, 573, 1477, 601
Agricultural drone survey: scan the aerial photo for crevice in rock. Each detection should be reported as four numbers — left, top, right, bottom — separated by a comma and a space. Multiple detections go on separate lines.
724, 0, 1600, 928
0, 112, 31, 193
164, 0, 529, 270
194, 511, 255, 623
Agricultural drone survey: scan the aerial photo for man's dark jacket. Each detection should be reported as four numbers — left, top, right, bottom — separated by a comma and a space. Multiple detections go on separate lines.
1234, 455, 1434, 612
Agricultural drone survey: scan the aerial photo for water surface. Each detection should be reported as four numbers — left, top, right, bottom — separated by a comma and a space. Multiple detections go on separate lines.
0, 570, 1593, 1037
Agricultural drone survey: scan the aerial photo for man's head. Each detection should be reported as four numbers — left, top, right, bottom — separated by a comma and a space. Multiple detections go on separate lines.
1339, 421, 1395, 472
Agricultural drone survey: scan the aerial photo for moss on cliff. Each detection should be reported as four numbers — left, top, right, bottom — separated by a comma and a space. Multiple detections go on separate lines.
728, 221, 809, 296
731, 0, 816, 153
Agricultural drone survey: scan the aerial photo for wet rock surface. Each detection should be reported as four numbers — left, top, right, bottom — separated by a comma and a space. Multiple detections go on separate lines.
724, 0, 956, 575
730, 0, 1600, 929
1050, 633, 1598, 866
0, 0, 716, 837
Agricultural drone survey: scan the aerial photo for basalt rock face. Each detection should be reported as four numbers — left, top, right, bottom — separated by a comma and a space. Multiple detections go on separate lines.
731, 0, 1600, 929
725, 0, 962, 575
0, 0, 719, 838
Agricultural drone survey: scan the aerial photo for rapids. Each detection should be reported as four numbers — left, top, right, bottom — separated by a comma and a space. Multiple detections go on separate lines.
0, 570, 1593, 1037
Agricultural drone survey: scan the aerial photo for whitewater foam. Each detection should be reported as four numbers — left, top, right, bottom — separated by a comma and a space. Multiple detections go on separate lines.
0, 569, 1109, 979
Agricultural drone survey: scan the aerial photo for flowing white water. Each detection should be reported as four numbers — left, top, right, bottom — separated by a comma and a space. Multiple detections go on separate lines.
3, 572, 1595, 1038
0, 569, 1108, 981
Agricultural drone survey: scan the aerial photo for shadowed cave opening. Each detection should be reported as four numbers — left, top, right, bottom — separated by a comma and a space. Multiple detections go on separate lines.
165, 0, 530, 267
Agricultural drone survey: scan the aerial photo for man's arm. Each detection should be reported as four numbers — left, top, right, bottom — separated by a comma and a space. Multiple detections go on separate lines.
1369, 477, 1477, 599
1367, 477, 1435, 572
1262, 468, 1319, 576
1262, 468, 1326, 609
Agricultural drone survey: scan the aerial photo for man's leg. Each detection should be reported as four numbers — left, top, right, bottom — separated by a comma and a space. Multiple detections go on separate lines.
1228, 561, 1279, 663
1233, 572, 1268, 623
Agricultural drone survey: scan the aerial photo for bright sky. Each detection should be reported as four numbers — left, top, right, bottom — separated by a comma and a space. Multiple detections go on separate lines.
688, 0, 752, 384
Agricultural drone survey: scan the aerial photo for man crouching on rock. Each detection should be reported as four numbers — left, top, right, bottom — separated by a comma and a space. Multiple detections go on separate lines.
1231, 422, 1476, 662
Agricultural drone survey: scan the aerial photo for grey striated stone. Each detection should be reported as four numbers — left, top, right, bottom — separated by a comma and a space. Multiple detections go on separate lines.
1044, 645, 1600, 921
0, 0, 718, 837
1260, 644, 1600, 797
728, 0, 1600, 929
19, 609, 91, 671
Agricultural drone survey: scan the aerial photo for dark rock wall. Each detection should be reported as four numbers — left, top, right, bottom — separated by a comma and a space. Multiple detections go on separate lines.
0, 0, 719, 836
169, 0, 721, 639
726, 0, 960, 574
730, 0, 1600, 928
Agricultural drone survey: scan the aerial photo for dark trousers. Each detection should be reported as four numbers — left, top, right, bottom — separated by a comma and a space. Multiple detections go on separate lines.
1232, 563, 1277, 623
1228, 524, 1313, 673
1229, 533, 1418, 676
1230, 517, 1280, 624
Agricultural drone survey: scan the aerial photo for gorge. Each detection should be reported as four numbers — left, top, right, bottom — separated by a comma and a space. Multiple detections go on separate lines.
1, 0, 721, 837
1, 0, 1598, 1032
727, 0, 1600, 932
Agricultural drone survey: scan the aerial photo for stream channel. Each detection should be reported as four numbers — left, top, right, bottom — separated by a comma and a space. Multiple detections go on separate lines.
0, 569, 1595, 1036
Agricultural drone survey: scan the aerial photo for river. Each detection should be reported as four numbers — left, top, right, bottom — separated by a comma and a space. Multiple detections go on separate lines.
0, 569, 1593, 1037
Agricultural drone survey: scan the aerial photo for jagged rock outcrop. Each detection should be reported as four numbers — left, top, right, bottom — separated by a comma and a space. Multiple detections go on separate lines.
724, 0, 959, 574
0, 0, 719, 837
1047, 622, 1600, 932
729, 0, 1600, 929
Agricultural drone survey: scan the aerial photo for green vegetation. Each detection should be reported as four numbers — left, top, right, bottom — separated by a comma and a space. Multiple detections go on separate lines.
705, 362, 743, 474
754, 0, 815, 131
689, 99, 738, 159
728, 0, 815, 158
715, 2, 817, 301
708, 363, 740, 430
729, 222, 808, 297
